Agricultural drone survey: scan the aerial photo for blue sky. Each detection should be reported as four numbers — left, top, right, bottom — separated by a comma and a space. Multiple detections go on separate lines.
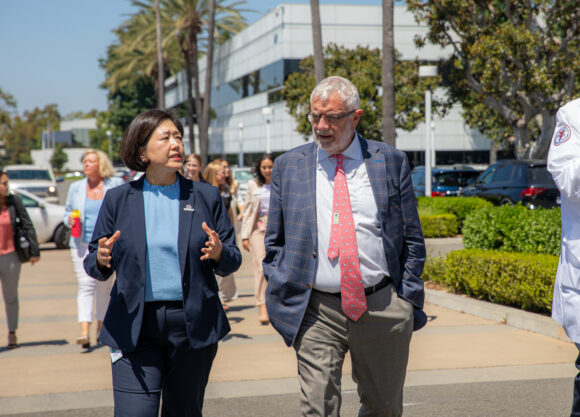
0, 0, 383, 117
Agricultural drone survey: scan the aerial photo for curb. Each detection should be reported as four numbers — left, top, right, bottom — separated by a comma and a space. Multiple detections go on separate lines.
425, 289, 571, 343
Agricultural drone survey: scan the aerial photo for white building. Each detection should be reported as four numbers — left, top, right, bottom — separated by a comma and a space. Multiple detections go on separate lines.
59, 118, 97, 147
164, 3, 490, 167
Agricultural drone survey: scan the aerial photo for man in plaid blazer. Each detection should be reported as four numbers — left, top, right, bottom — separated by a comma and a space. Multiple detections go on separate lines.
263, 76, 426, 417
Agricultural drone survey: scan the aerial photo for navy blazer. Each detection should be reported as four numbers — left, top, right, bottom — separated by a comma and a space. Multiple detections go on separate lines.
263, 136, 426, 347
84, 174, 241, 352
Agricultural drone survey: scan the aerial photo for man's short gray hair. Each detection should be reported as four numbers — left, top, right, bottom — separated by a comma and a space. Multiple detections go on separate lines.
310, 76, 360, 111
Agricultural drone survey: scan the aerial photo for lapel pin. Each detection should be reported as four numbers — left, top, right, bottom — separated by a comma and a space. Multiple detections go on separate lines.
184, 204, 194, 212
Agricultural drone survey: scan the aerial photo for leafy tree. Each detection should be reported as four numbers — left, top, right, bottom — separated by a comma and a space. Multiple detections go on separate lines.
0, 88, 17, 162
91, 77, 157, 164
63, 110, 99, 121
50, 144, 68, 172
102, 8, 184, 105
3, 105, 60, 164
407, 0, 580, 159
283, 43, 448, 141
0, 88, 17, 128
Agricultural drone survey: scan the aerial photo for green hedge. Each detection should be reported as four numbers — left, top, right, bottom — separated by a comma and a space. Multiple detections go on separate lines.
423, 249, 557, 314
417, 196, 492, 231
463, 205, 561, 256
419, 212, 458, 237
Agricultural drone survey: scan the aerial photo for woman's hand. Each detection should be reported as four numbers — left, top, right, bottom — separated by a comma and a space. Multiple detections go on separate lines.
242, 239, 250, 252
200, 222, 222, 262
97, 230, 121, 268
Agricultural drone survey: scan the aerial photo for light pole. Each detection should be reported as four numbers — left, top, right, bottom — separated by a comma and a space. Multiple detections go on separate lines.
419, 65, 438, 197
262, 106, 272, 154
238, 122, 244, 167
106, 130, 113, 162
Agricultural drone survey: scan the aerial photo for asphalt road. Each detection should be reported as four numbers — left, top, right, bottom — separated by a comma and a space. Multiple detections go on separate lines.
3, 378, 572, 417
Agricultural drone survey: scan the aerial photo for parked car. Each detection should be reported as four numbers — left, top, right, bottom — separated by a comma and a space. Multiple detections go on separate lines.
460, 159, 560, 208
114, 168, 132, 182
232, 166, 253, 202
410, 166, 480, 197
4, 165, 59, 203
11, 187, 70, 249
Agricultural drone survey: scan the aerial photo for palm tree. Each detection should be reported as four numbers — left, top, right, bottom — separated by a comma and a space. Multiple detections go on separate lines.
155, 0, 165, 109
102, 9, 182, 108
310, 0, 324, 84
105, 0, 246, 158
382, 0, 396, 147
163, 0, 246, 161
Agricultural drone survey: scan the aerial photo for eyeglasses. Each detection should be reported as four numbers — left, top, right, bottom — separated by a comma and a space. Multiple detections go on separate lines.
307, 110, 356, 125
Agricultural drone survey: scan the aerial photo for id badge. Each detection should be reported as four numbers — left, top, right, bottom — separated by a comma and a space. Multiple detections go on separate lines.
110, 347, 123, 364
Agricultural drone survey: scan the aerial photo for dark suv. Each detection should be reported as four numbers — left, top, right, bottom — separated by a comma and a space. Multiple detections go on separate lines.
411, 166, 480, 197
460, 160, 560, 208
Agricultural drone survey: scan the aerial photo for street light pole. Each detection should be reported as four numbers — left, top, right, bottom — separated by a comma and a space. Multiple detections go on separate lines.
238, 122, 244, 167
424, 89, 432, 197
262, 107, 272, 154
106, 130, 113, 162
419, 65, 438, 197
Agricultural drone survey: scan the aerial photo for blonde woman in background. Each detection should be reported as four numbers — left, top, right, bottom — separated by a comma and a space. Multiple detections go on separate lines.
241, 153, 274, 325
64, 149, 124, 349
184, 153, 205, 182
203, 161, 238, 310
214, 159, 240, 227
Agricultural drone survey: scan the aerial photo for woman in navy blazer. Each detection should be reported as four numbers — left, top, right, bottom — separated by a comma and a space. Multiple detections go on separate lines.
83, 110, 241, 417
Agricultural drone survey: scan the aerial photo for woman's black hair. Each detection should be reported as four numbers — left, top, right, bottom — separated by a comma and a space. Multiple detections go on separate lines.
119, 109, 184, 171
253, 153, 275, 186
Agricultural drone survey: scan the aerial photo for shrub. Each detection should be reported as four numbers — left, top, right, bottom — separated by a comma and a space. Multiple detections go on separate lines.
424, 249, 557, 314
417, 196, 492, 231
420, 213, 458, 237
463, 205, 561, 256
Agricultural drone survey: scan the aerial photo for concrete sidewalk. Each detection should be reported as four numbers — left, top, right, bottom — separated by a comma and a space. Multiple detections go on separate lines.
0, 240, 576, 415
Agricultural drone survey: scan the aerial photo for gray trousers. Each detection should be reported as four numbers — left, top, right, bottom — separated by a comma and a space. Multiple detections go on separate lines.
0, 251, 21, 332
294, 283, 414, 417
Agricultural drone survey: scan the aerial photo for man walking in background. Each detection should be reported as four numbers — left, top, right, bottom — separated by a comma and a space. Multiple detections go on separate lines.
263, 76, 426, 417
548, 98, 580, 417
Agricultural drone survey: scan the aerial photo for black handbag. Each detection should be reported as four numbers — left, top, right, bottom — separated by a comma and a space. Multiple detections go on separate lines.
14, 218, 31, 263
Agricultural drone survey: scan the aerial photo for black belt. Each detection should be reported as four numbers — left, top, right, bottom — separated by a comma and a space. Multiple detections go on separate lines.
318, 276, 391, 298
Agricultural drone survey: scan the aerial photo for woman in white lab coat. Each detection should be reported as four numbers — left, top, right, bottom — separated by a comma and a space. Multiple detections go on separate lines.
548, 97, 580, 417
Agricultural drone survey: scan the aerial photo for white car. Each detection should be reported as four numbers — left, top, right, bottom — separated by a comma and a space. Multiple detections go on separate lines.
232, 167, 253, 203
4, 165, 59, 204
12, 188, 70, 249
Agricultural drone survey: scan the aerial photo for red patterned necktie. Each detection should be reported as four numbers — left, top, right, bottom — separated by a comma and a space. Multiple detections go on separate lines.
327, 154, 367, 321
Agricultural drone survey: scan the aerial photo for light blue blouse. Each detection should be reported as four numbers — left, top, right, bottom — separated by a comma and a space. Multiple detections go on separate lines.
143, 178, 182, 301
82, 198, 103, 243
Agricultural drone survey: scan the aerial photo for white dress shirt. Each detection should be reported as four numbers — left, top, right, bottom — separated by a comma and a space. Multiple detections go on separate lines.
314, 133, 390, 293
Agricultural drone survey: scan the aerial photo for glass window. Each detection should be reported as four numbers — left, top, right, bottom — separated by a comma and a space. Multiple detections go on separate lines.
15, 193, 39, 208
434, 173, 460, 187
436, 151, 489, 166
478, 166, 497, 184
459, 171, 480, 186
211, 59, 301, 109
528, 166, 555, 184
493, 164, 515, 182
411, 170, 425, 187
6, 169, 52, 181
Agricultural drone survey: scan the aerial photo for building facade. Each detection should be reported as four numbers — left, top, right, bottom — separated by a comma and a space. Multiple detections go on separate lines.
164, 3, 490, 167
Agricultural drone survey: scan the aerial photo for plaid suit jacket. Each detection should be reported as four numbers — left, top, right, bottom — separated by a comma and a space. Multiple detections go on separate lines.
263, 135, 426, 347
